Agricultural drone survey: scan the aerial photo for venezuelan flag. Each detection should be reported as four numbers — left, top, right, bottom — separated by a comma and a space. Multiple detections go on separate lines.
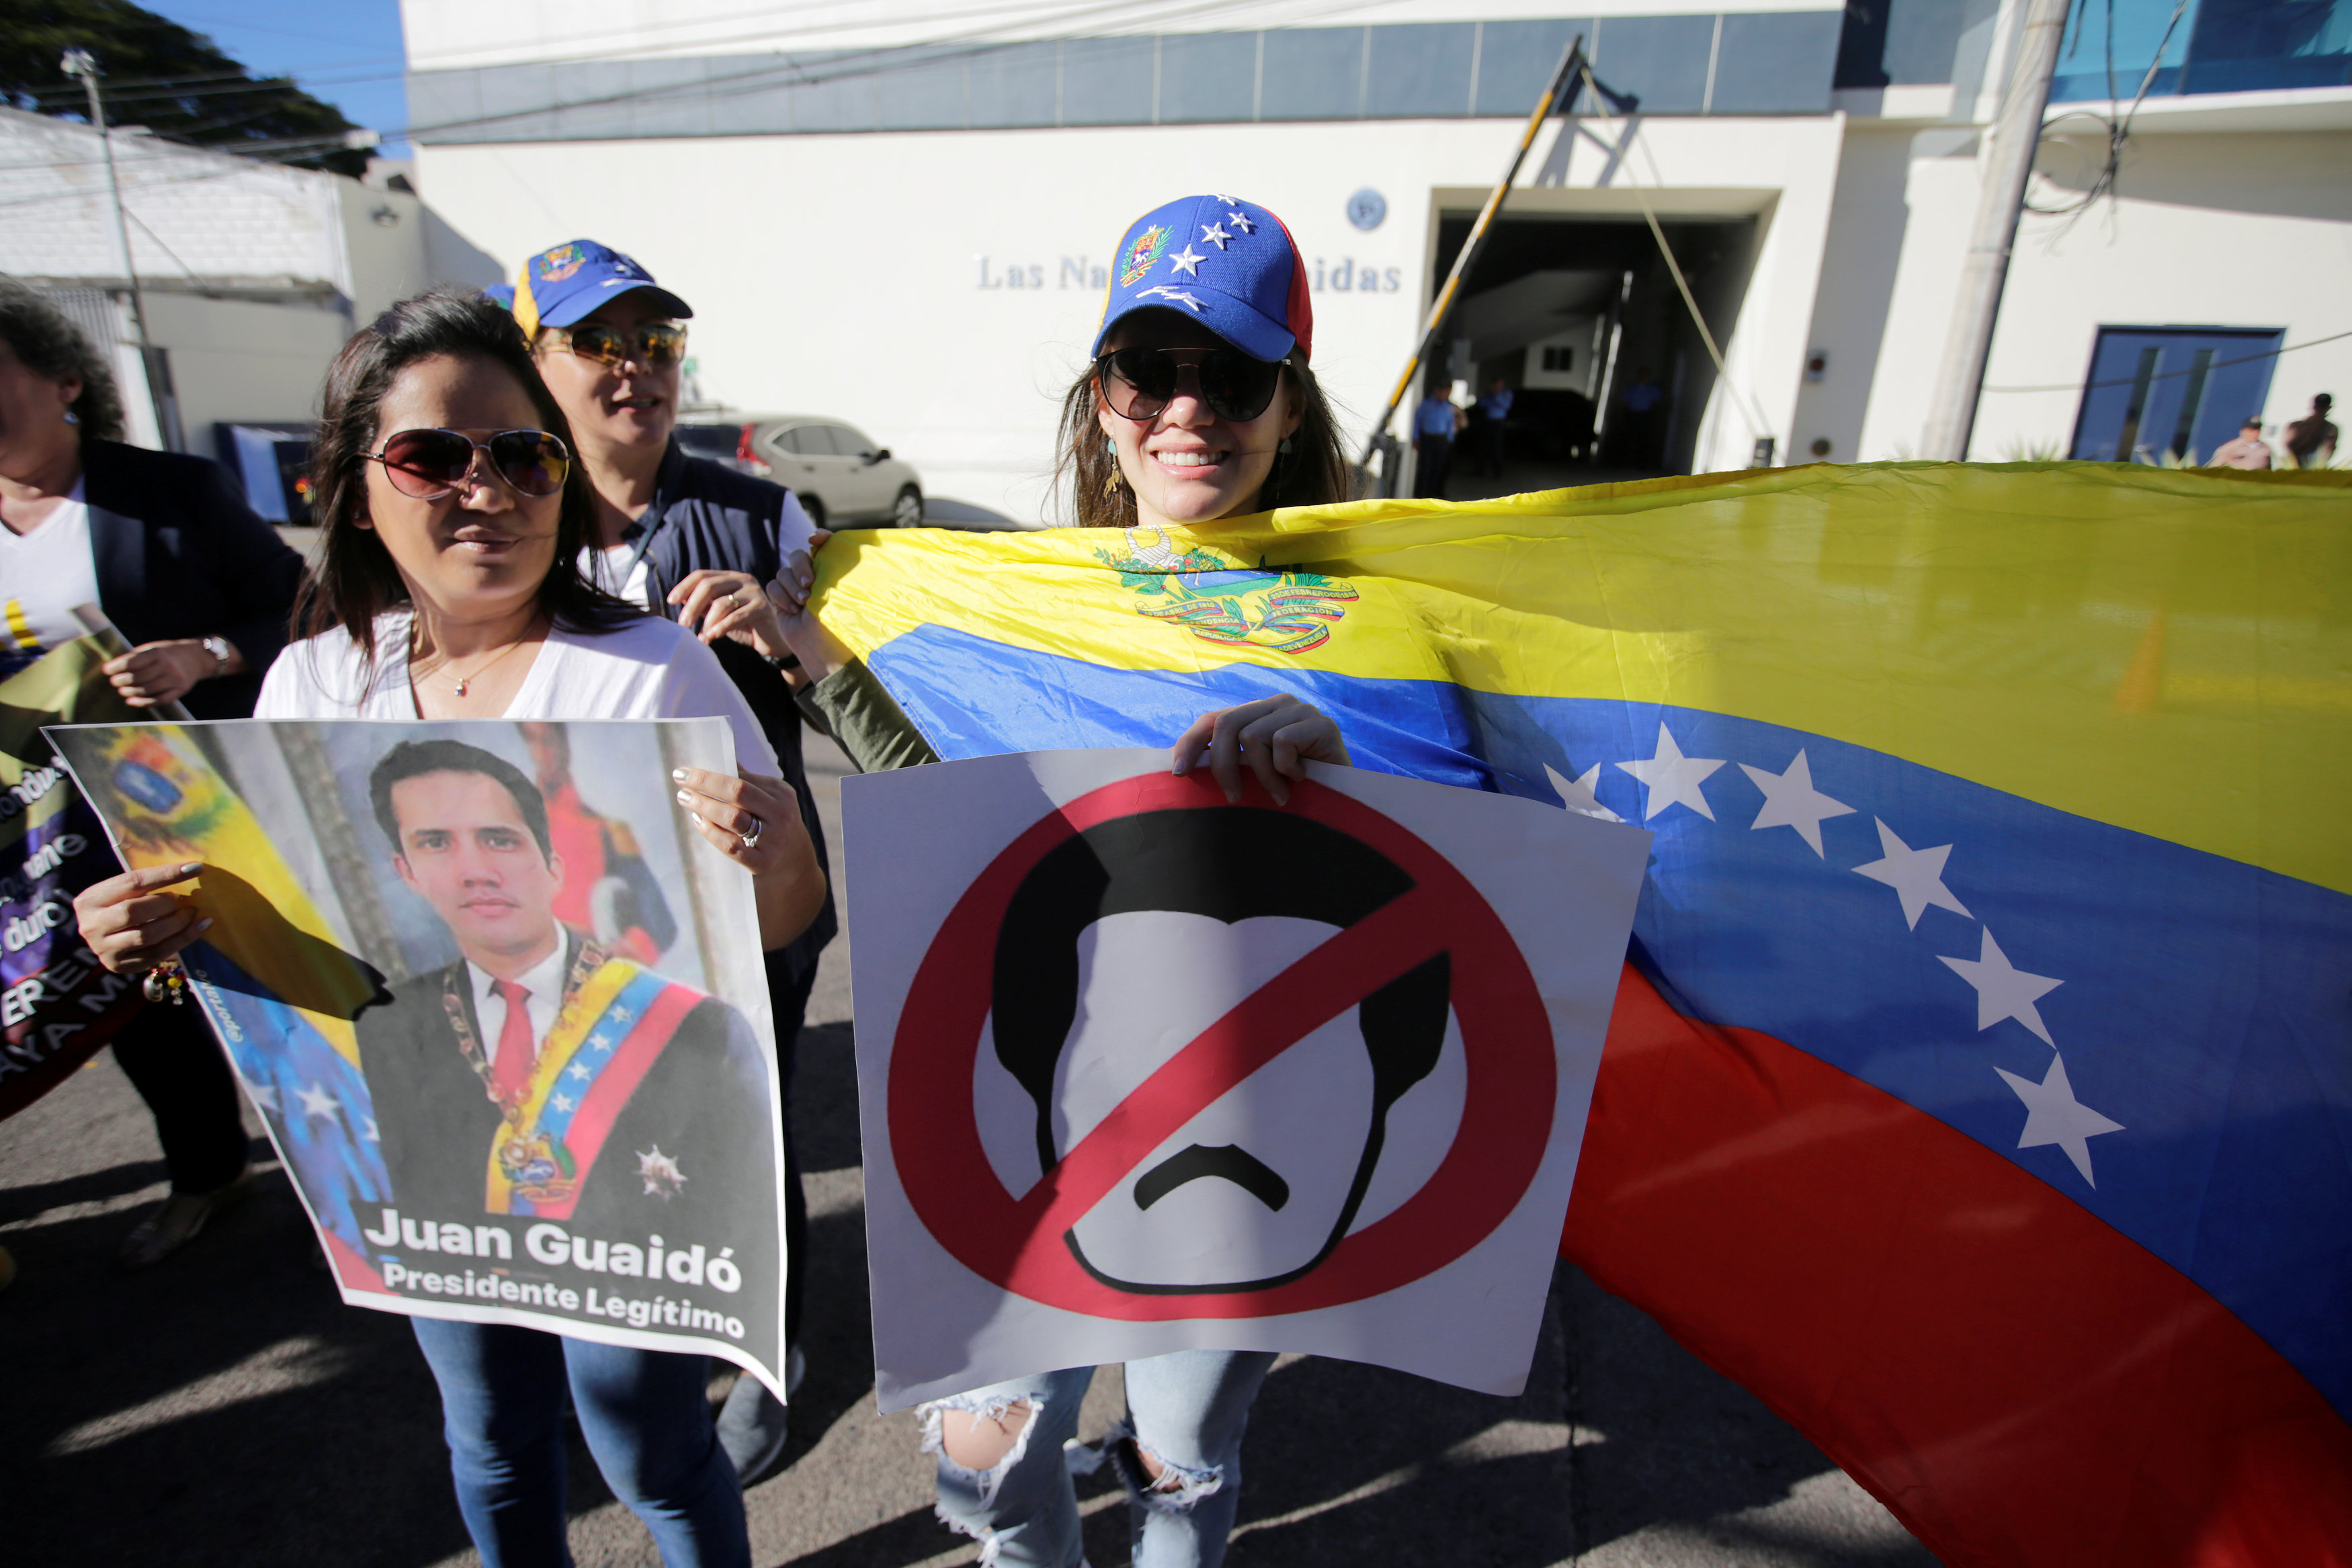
811, 462, 2352, 1567
62, 726, 392, 1271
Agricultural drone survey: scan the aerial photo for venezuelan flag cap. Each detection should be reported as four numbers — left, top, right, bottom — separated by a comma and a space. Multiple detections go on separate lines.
505, 239, 692, 339
1093, 195, 1313, 364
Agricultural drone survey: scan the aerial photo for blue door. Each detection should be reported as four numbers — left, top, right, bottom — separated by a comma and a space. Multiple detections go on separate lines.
2067, 326, 2284, 463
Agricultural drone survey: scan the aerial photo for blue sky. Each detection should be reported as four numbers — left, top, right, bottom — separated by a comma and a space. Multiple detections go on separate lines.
144, 0, 413, 157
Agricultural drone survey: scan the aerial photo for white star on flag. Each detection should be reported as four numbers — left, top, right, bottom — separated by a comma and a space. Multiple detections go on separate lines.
1543, 762, 1624, 822
362, 1117, 380, 1142
296, 1081, 341, 1121
246, 1084, 279, 1113
567, 1063, 592, 1082
1617, 722, 1724, 821
1138, 286, 1204, 312
1208, 191, 1234, 202
609, 1007, 635, 1024
1167, 244, 1207, 277
589, 1032, 616, 1053
1224, 208, 1256, 232
1200, 222, 1232, 249
1940, 928, 2062, 1043
1997, 1052, 2124, 1185
1853, 819, 1972, 928
552, 1092, 575, 1112
1738, 748, 1854, 856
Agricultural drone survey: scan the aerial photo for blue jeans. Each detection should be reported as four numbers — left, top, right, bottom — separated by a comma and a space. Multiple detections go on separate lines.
925, 1350, 1277, 1568
410, 1317, 749, 1568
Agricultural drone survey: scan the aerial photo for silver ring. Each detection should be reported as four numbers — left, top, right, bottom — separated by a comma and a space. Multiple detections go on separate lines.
737, 815, 764, 850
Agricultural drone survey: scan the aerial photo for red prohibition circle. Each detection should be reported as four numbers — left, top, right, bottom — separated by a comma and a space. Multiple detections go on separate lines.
888, 768, 1555, 1320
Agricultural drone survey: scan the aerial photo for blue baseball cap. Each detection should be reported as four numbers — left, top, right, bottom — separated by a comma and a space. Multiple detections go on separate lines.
508, 239, 691, 337
1092, 195, 1313, 364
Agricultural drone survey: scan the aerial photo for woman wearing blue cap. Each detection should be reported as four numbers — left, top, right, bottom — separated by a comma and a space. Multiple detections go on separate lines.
775, 193, 1353, 1568
498, 238, 838, 1483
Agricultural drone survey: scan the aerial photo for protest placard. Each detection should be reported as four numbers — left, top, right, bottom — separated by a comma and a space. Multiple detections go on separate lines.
845, 748, 1650, 1409
0, 617, 167, 1119
50, 717, 790, 1394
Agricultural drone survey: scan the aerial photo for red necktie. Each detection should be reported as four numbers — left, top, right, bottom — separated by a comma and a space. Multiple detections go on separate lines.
490, 979, 534, 1106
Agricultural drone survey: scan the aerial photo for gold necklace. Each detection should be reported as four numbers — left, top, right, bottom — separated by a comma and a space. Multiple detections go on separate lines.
415, 627, 533, 697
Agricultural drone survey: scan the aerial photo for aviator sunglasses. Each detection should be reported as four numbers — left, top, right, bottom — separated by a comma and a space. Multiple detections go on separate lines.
364, 428, 573, 500
1096, 345, 1286, 423
539, 320, 687, 369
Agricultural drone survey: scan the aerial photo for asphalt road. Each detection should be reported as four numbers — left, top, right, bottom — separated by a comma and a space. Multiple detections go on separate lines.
1, 732, 1939, 1568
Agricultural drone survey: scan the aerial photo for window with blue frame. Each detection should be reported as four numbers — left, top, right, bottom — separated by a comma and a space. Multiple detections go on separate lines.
2066, 326, 2285, 464
2052, 0, 2352, 103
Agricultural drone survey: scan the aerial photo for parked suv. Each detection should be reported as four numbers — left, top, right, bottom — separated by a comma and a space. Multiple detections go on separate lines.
673, 415, 923, 528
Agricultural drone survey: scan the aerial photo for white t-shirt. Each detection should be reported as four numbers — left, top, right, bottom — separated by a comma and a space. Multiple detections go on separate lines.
255, 608, 780, 776
575, 488, 816, 612
0, 482, 102, 677
578, 541, 653, 605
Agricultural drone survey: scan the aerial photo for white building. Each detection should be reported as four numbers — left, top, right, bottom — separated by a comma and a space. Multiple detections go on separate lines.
382, 0, 2352, 521
0, 105, 481, 507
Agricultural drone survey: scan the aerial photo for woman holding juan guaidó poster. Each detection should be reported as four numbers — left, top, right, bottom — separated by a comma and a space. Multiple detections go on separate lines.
72, 289, 825, 1568
771, 193, 1357, 1568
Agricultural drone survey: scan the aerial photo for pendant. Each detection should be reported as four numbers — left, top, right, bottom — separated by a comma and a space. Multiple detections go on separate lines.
454, 677, 468, 697
142, 963, 187, 1006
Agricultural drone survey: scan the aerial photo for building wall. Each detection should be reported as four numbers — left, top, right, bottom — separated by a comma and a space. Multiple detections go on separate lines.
0, 107, 351, 290
1978, 125, 2352, 460
401, 0, 2352, 500
0, 107, 437, 449
1814, 112, 2352, 462
413, 108, 1844, 520
140, 294, 357, 438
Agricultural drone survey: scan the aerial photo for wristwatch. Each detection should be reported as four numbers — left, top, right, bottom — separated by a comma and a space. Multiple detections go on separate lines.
200, 635, 230, 677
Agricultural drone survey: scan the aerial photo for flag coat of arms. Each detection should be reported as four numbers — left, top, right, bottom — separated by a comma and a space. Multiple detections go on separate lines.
800, 462, 2352, 1567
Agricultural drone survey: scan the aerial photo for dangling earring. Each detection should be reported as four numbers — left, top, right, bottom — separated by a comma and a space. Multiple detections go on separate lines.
62, 408, 79, 425
1278, 437, 1293, 455
1101, 437, 1126, 498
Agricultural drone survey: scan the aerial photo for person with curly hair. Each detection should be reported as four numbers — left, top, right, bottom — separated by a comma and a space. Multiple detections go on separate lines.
1, 277, 305, 1266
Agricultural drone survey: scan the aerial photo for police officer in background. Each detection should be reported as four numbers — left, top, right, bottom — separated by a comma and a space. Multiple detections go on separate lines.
492, 239, 835, 1482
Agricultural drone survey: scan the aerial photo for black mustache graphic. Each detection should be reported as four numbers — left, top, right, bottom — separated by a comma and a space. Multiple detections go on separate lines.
1132, 1143, 1292, 1213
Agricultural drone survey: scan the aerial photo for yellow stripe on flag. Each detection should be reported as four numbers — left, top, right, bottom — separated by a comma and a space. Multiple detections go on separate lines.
812, 462, 2352, 894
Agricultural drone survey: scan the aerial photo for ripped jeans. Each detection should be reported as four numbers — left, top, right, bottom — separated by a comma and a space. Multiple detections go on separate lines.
923, 1350, 1277, 1568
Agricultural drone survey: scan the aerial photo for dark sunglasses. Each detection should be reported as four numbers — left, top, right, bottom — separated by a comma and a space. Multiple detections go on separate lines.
364, 428, 572, 500
1096, 346, 1286, 423
540, 320, 687, 369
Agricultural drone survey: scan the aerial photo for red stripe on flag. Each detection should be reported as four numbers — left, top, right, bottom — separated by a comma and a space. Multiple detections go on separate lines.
1564, 964, 2352, 1568
325, 1231, 385, 1293
532, 984, 702, 1221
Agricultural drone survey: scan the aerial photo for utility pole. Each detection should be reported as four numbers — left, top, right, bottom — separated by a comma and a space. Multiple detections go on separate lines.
1919, 0, 2070, 461
59, 49, 151, 351
60, 48, 180, 450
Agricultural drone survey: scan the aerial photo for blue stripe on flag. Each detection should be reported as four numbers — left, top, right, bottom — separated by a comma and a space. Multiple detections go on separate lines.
536, 968, 670, 1148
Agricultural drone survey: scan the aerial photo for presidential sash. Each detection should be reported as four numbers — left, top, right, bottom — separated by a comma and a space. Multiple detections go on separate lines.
485, 956, 706, 1218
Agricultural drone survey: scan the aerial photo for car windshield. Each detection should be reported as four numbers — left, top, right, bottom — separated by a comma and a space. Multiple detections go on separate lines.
674, 424, 741, 455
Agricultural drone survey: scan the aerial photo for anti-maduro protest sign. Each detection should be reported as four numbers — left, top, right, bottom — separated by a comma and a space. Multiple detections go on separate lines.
0, 622, 161, 1119
50, 717, 790, 1395
846, 748, 1649, 1409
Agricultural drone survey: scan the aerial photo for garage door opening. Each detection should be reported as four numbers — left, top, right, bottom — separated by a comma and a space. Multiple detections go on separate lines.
1421, 210, 1761, 498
